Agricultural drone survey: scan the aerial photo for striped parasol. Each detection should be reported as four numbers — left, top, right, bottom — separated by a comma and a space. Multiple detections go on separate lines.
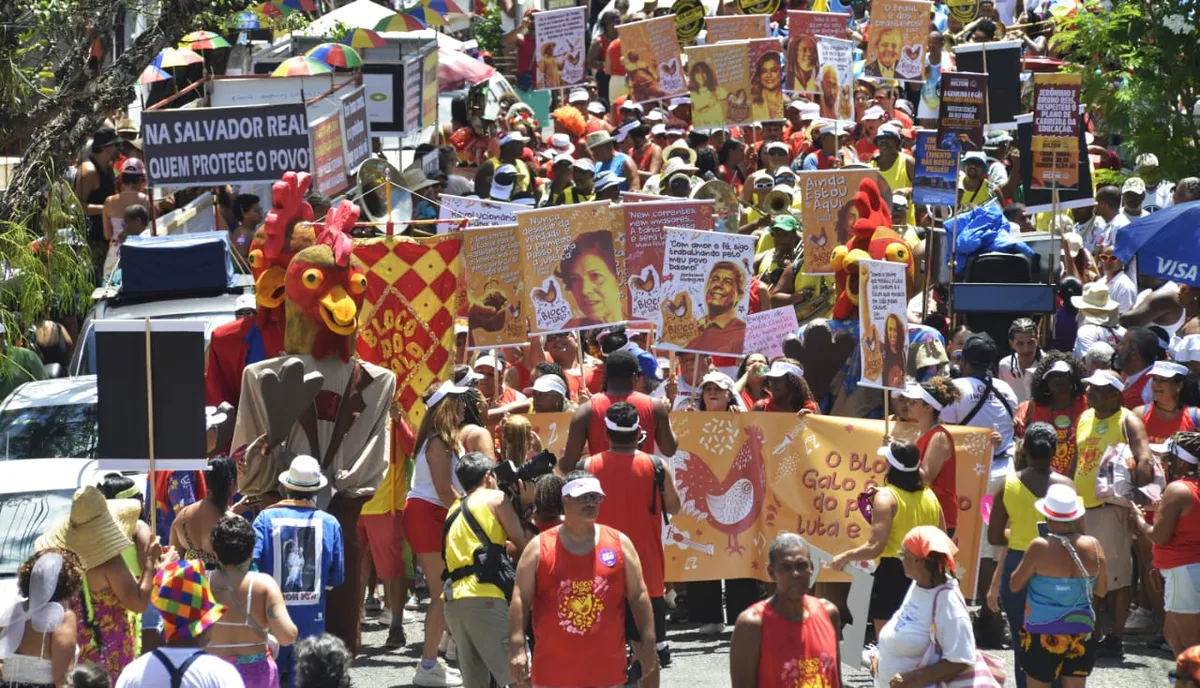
271, 55, 334, 77
342, 28, 386, 48
180, 31, 231, 50
404, 5, 446, 28
139, 64, 173, 84
425, 0, 466, 16
254, 1, 295, 19
374, 13, 428, 31
306, 42, 364, 69
279, 0, 319, 10
151, 47, 204, 69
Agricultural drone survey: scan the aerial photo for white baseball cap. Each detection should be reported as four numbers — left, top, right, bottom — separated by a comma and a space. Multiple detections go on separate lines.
1082, 370, 1125, 391
473, 354, 503, 371
587, 101, 607, 116
490, 164, 518, 201
497, 131, 529, 146
562, 476, 606, 498
568, 88, 589, 103
861, 105, 887, 121
524, 374, 568, 397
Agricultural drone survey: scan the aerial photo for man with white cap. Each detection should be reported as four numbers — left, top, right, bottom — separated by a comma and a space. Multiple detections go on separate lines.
1073, 367, 1152, 658
619, 99, 644, 125
870, 123, 915, 208
475, 131, 532, 199
1116, 326, 1167, 408
473, 354, 527, 428
593, 170, 625, 201
800, 122, 849, 171
1136, 153, 1175, 212
567, 87, 591, 117
668, 95, 692, 126
571, 157, 597, 199
1120, 176, 1149, 221
540, 153, 582, 207
509, 469, 657, 688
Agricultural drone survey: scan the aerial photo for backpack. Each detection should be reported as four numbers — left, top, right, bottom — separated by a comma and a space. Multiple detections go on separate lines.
441, 495, 517, 600
151, 649, 206, 688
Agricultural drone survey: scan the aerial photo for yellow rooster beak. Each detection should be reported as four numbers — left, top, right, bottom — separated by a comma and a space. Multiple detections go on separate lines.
256, 267, 287, 309
319, 286, 358, 336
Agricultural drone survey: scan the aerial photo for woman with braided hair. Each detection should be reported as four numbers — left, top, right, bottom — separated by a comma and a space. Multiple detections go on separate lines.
1015, 352, 1088, 477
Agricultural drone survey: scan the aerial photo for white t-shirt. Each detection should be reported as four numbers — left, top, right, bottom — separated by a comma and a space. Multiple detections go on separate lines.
115, 647, 245, 688
1073, 323, 1124, 360
1145, 181, 1175, 213
875, 580, 976, 688
997, 353, 1038, 404
939, 376, 1019, 475
1105, 272, 1137, 312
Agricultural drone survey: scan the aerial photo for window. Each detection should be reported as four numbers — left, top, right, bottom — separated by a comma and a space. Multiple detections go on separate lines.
0, 490, 75, 577
0, 403, 98, 460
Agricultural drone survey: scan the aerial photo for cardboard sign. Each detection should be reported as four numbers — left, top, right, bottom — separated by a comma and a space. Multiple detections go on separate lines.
684, 41, 752, 128
142, 103, 310, 186
620, 200, 715, 322
534, 7, 587, 89
438, 194, 525, 233
340, 86, 370, 174
858, 259, 909, 390
310, 114, 348, 198
706, 15, 768, 43
798, 169, 887, 274
658, 227, 756, 356
787, 11, 850, 95
518, 202, 626, 335
421, 48, 439, 128
527, 411, 573, 456
913, 130, 959, 207
743, 307, 801, 360
1016, 112, 1094, 213
863, 0, 931, 82
618, 15, 688, 103
673, 0, 706, 45
1030, 72, 1082, 190
937, 71, 988, 151
816, 35, 856, 124
953, 40, 1022, 130
748, 38, 786, 123
461, 224, 528, 349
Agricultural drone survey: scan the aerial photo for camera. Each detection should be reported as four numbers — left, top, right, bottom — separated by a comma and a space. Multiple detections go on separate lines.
495, 450, 558, 487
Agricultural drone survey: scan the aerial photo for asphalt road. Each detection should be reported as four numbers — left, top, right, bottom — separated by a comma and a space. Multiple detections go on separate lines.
350, 603, 1178, 687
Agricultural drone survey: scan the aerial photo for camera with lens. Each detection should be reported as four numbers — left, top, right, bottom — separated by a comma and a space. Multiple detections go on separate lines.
494, 450, 558, 523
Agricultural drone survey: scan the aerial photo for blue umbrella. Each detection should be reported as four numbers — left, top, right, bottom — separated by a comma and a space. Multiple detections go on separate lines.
1114, 201, 1200, 286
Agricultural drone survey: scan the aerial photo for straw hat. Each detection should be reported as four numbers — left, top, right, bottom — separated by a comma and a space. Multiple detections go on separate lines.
1070, 282, 1119, 315
662, 139, 697, 166
35, 486, 138, 570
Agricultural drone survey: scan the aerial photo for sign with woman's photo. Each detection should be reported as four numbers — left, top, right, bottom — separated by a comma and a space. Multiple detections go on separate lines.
620, 200, 715, 323
747, 39, 785, 122
658, 227, 756, 356
462, 224, 528, 349
618, 15, 688, 103
705, 15, 768, 44
858, 258, 909, 391
534, 7, 587, 89
684, 41, 749, 128
862, 0, 931, 82
517, 202, 626, 335
815, 35, 855, 124
786, 11, 849, 95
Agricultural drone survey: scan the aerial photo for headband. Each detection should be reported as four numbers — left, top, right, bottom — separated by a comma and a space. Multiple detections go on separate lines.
882, 443, 918, 472
605, 416, 641, 432
427, 380, 468, 410
1169, 439, 1200, 465
114, 485, 142, 500
901, 383, 943, 411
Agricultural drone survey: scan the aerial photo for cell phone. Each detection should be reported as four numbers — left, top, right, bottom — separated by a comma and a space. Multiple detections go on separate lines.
1037, 521, 1049, 538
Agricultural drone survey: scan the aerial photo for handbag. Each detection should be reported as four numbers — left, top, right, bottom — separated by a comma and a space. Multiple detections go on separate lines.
919, 584, 1006, 688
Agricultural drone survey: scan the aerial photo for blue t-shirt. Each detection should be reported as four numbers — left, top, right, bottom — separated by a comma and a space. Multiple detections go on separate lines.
252, 505, 344, 639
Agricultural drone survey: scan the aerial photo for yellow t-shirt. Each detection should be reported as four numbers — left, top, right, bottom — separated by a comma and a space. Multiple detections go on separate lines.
1074, 407, 1128, 508
361, 457, 411, 516
442, 493, 508, 600
1002, 472, 1044, 552
880, 485, 943, 559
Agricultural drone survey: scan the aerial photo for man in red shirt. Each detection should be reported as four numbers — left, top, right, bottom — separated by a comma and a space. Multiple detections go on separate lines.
582, 402, 682, 683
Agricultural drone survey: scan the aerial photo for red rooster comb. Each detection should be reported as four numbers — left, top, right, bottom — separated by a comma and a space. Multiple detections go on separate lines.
851, 177, 889, 238
319, 200, 360, 267
263, 171, 315, 261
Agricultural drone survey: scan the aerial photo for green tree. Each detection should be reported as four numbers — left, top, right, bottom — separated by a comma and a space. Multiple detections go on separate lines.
1055, 1, 1200, 180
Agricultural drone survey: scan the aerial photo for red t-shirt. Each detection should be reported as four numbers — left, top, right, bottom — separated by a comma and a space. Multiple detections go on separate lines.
516, 34, 534, 76
915, 424, 957, 530
587, 391, 657, 455
1016, 398, 1088, 477
588, 450, 666, 597
750, 596, 841, 688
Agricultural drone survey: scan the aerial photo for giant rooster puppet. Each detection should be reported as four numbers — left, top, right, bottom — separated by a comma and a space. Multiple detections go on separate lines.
230, 199, 395, 656
206, 172, 315, 411
828, 177, 914, 321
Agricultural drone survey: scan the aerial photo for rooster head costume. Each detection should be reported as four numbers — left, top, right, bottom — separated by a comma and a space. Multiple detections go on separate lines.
249, 172, 317, 342
828, 177, 913, 321
284, 200, 369, 362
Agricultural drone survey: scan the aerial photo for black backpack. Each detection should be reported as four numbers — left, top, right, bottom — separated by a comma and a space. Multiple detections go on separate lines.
441, 495, 517, 600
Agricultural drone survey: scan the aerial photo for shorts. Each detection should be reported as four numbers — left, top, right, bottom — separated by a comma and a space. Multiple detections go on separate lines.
358, 512, 406, 579
1082, 504, 1133, 589
1019, 631, 1097, 682
977, 468, 1008, 560
1162, 562, 1200, 614
624, 596, 667, 644
402, 497, 448, 554
444, 596, 512, 688
869, 557, 911, 622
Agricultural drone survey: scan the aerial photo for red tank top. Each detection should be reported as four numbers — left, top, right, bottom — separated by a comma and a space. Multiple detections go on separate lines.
916, 424, 957, 530
532, 525, 628, 686
1153, 478, 1200, 569
1122, 371, 1152, 409
1022, 399, 1089, 476
753, 397, 819, 414
588, 450, 666, 596
752, 596, 841, 688
587, 391, 657, 455
1141, 405, 1197, 444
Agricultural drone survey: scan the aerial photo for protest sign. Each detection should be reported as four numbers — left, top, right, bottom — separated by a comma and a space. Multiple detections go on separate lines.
673, 0, 706, 45
142, 103, 310, 186
858, 259, 909, 390
658, 227, 756, 356
618, 15, 688, 103
620, 200, 715, 323
527, 411, 573, 456
786, 11, 849, 95
684, 41, 751, 128
534, 7, 587, 89
422, 48, 438, 128
403, 54, 422, 132
621, 192, 664, 202
954, 40, 1021, 129
863, 0, 930, 82
1016, 112, 1094, 213
743, 307, 800, 361
461, 225, 528, 349
797, 169, 888, 274
748, 39, 786, 122
362, 62, 404, 133
438, 194, 524, 233
310, 114, 348, 198
815, 35, 855, 123
1031, 72, 1082, 190
937, 71, 988, 151
663, 413, 990, 595
518, 202, 625, 335
913, 130, 958, 206
705, 15, 768, 43
340, 86, 370, 174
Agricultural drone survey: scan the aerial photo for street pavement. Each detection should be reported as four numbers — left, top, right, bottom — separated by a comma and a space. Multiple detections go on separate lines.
350, 603, 1178, 687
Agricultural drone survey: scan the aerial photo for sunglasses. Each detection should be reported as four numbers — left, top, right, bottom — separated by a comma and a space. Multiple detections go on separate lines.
754, 181, 774, 190
494, 173, 516, 185
1096, 252, 1115, 262
572, 493, 605, 504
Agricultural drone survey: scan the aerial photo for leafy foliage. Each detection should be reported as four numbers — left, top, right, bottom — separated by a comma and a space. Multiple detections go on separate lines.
475, 3, 502, 55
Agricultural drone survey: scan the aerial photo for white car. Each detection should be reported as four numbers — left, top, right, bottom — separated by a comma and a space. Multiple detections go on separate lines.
0, 376, 97, 460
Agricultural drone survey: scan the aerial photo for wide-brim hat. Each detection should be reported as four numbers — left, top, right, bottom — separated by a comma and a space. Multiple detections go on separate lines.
152, 559, 226, 643
1071, 282, 1119, 314
278, 454, 329, 492
662, 139, 697, 166
35, 486, 138, 570
1035, 483, 1086, 522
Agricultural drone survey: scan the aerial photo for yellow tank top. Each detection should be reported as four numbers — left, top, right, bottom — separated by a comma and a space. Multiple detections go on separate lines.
1002, 472, 1044, 552
1074, 407, 1128, 508
958, 173, 995, 207
873, 155, 916, 225
881, 485, 943, 559
442, 493, 508, 600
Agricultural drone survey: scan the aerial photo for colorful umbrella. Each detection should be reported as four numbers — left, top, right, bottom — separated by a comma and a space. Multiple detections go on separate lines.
151, 47, 205, 69
139, 64, 173, 84
425, 0, 465, 15
180, 31, 232, 51
279, 0, 318, 10
271, 55, 334, 77
254, 1, 295, 19
342, 28, 386, 48
306, 42, 364, 69
404, 5, 446, 28
374, 13, 427, 31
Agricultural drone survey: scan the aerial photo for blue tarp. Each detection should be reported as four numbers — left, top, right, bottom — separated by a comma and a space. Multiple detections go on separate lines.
120, 233, 235, 294
946, 202, 1035, 277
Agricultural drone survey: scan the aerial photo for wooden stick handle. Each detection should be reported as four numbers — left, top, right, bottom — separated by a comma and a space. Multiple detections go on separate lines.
145, 318, 157, 537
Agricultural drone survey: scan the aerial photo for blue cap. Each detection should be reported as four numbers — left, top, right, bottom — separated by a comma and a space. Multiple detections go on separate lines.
627, 342, 662, 382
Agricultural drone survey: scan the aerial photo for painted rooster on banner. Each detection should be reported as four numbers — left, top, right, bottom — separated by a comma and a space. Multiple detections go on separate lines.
672, 425, 766, 555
